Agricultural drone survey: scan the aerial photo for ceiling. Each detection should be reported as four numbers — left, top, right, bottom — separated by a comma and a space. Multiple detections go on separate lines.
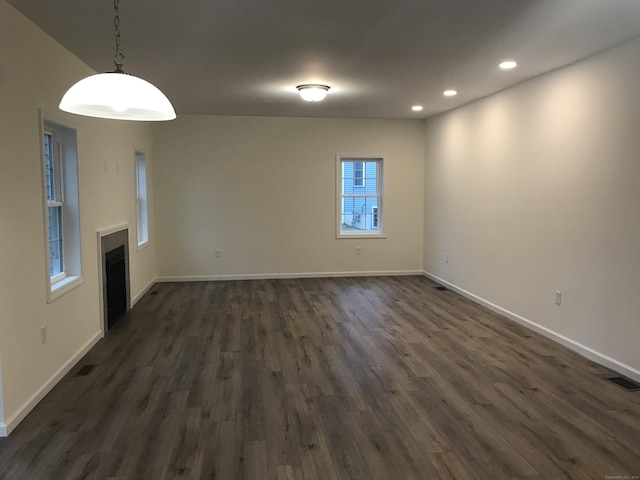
7, 0, 640, 119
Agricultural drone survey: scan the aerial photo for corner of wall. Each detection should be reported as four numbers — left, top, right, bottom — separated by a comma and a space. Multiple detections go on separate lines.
422, 271, 640, 384
132, 277, 157, 306
2, 331, 102, 436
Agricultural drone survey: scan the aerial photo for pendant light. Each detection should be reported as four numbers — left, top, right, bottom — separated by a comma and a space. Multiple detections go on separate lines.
59, 0, 176, 121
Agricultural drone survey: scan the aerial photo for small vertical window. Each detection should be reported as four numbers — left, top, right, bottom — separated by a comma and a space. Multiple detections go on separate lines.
135, 151, 149, 246
337, 156, 383, 237
42, 117, 82, 301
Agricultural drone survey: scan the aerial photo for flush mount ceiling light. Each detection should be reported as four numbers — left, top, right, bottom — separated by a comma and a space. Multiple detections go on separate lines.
499, 60, 518, 70
59, 0, 175, 121
412, 105, 423, 111
296, 84, 330, 102
443, 90, 458, 97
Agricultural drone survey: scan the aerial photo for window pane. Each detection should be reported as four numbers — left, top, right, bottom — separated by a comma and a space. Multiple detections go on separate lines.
342, 197, 355, 230
44, 134, 55, 202
339, 158, 382, 235
136, 153, 149, 244
354, 161, 364, 187
48, 206, 63, 277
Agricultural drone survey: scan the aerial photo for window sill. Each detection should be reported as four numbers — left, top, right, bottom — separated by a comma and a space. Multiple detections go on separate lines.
337, 233, 387, 239
137, 240, 150, 252
48, 275, 84, 303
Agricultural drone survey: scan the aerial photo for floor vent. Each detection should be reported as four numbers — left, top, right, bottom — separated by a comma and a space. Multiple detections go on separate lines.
75, 365, 96, 377
607, 376, 640, 392
150, 291, 159, 296
434, 286, 448, 291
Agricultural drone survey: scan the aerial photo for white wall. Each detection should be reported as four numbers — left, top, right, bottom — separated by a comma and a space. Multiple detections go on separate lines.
0, 1, 157, 434
424, 38, 640, 379
153, 115, 424, 279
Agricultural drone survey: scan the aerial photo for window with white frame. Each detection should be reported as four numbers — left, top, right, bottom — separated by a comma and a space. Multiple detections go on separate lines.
135, 151, 149, 246
44, 132, 64, 280
337, 156, 383, 237
42, 118, 82, 301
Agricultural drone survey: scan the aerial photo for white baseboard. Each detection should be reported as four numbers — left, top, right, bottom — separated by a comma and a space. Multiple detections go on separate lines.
423, 271, 640, 384
157, 270, 423, 283
132, 277, 157, 306
2, 331, 102, 437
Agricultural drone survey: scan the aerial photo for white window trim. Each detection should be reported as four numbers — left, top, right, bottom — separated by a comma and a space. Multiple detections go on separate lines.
336, 154, 386, 239
50, 270, 66, 285
39, 110, 84, 303
137, 239, 151, 252
50, 275, 84, 302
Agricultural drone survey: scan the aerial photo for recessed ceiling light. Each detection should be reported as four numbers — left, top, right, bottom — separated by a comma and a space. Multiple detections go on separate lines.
499, 60, 517, 70
412, 105, 423, 111
296, 84, 330, 102
443, 90, 457, 97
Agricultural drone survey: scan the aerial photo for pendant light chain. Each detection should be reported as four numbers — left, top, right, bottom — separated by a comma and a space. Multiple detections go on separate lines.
113, 0, 125, 72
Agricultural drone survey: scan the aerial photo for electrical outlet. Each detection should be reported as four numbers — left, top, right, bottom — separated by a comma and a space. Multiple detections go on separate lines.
555, 291, 562, 306
215, 249, 222, 258
356, 246, 361, 255
40, 325, 47, 344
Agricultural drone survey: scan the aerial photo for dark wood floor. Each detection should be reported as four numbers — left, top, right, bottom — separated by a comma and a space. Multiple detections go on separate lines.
1, 276, 639, 479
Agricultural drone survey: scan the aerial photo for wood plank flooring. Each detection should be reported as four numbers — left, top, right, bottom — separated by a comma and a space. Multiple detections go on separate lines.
1, 276, 639, 479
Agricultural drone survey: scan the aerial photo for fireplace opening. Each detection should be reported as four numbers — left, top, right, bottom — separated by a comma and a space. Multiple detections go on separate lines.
99, 227, 130, 333
105, 245, 127, 328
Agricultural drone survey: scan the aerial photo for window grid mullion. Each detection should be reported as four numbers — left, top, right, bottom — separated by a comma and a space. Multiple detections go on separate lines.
341, 194, 379, 198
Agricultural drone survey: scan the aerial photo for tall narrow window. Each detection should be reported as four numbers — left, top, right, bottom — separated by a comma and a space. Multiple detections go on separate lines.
44, 132, 64, 280
337, 156, 383, 237
135, 151, 149, 246
42, 117, 82, 301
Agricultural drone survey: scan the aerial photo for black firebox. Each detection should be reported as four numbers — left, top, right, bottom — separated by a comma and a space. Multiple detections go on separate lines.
105, 245, 127, 328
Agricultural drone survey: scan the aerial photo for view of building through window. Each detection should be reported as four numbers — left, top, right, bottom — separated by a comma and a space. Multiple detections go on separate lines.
339, 157, 382, 235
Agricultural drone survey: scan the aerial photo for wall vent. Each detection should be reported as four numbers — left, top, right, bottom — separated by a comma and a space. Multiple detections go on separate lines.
607, 376, 640, 392
75, 365, 96, 377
